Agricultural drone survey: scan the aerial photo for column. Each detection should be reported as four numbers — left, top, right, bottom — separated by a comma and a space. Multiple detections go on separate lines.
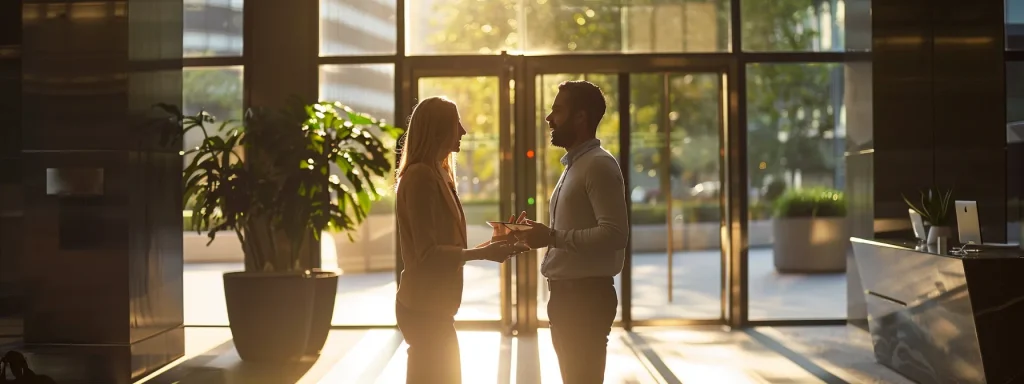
19, 1, 184, 383
243, 0, 321, 269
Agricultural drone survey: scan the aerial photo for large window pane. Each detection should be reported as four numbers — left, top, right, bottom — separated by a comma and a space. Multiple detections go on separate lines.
184, 0, 243, 58
182, 66, 244, 326
745, 63, 847, 320
319, 64, 398, 326
1010, 0, 1024, 50
534, 74, 622, 322
407, 0, 730, 55
741, 0, 844, 52
418, 77, 504, 321
320, 0, 397, 56
320, 64, 396, 124
629, 72, 723, 321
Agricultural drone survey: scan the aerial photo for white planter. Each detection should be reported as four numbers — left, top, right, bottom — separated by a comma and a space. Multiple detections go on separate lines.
772, 217, 848, 273
926, 225, 953, 245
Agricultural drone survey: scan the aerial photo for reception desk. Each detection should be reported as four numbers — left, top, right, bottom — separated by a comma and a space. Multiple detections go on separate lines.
851, 238, 1024, 384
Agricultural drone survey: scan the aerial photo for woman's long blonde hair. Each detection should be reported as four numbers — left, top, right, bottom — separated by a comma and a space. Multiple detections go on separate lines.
396, 96, 459, 190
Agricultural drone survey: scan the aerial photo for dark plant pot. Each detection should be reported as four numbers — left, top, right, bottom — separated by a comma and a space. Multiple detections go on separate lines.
305, 270, 338, 356
223, 271, 315, 362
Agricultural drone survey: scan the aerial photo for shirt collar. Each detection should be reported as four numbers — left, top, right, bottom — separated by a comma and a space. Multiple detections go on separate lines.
559, 138, 601, 167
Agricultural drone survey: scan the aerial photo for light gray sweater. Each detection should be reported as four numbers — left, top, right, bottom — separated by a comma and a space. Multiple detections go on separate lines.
540, 138, 630, 280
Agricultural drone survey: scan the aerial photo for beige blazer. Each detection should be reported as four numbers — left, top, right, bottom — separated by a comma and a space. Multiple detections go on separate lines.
395, 163, 468, 317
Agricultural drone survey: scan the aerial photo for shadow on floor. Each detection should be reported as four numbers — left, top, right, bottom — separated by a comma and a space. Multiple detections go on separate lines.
142, 341, 317, 384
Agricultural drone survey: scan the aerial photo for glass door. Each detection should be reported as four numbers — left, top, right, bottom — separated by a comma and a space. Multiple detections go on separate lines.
626, 72, 727, 325
522, 66, 729, 330
529, 73, 625, 326
403, 56, 517, 331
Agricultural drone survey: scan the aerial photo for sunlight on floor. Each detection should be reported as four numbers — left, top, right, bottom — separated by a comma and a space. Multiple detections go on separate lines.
374, 331, 503, 384
638, 327, 822, 383
315, 329, 402, 383
535, 329, 658, 384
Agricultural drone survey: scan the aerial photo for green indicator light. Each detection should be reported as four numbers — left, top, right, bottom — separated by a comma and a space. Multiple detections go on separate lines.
527, 197, 535, 205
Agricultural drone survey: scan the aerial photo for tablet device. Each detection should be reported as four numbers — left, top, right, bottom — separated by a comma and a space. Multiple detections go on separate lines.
502, 222, 532, 231
955, 200, 982, 245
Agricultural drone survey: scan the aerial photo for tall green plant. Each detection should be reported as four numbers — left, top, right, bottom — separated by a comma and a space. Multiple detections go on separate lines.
162, 100, 401, 272
903, 187, 954, 226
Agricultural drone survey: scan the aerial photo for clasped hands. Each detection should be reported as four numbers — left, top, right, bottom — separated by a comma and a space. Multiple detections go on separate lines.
473, 211, 553, 263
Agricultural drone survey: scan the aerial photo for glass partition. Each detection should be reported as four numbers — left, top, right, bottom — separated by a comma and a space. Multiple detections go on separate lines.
744, 63, 848, 321
629, 72, 724, 322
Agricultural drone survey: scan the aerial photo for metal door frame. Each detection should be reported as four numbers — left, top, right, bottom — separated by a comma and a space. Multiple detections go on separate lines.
400, 54, 519, 333
515, 56, 737, 334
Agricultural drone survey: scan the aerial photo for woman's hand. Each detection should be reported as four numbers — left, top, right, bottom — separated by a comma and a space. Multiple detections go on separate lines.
475, 240, 529, 262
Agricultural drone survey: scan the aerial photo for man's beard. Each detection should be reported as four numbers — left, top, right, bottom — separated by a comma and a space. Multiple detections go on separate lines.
549, 124, 576, 148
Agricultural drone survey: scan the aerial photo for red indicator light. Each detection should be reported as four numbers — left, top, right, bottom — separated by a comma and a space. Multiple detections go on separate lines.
526, 150, 535, 158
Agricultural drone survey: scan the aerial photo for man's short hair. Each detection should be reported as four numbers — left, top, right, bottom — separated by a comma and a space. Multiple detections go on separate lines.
557, 80, 606, 134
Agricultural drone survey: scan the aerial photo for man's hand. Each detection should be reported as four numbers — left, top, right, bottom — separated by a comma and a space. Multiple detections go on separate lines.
516, 219, 553, 249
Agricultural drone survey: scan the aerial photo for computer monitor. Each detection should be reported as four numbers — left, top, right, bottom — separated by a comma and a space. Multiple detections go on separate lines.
955, 200, 982, 245
909, 209, 927, 241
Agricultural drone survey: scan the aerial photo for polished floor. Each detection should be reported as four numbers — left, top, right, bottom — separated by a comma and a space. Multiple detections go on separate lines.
128, 325, 910, 384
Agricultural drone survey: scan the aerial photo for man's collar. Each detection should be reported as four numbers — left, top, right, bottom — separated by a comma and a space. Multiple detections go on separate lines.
559, 138, 601, 167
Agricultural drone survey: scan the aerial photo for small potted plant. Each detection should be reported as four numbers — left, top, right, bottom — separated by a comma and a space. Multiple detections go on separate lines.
165, 100, 400, 362
903, 187, 954, 244
771, 187, 848, 273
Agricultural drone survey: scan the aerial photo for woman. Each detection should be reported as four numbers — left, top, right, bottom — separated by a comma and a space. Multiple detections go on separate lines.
394, 96, 527, 384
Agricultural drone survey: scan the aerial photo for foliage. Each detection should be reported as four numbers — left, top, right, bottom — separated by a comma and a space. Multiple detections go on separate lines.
742, 0, 843, 190
423, 0, 843, 208
762, 179, 788, 202
902, 187, 954, 226
773, 188, 846, 218
166, 100, 401, 272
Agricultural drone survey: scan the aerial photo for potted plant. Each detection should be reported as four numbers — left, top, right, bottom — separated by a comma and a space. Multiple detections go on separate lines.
771, 187, 848, 273
903, 187, 954, 244
167, 100, 400, 362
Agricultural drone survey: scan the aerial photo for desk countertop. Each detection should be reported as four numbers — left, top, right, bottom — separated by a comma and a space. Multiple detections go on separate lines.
850, 237, 1024, 259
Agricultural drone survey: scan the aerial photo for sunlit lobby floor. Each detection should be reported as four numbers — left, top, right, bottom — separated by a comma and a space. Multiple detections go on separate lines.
132, 325, 910, 384
183, 247, 847, 326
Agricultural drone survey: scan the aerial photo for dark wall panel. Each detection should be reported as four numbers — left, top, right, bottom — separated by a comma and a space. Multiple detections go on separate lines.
871, 0, 935, 222
932, 0, 1007, 242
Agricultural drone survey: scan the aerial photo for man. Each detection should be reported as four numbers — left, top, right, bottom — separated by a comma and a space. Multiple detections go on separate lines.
518, 80, 629, 383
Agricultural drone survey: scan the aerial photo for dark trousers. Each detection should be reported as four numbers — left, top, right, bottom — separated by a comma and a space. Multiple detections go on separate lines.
547, 277, 618, 384
396, 301, 461, 384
